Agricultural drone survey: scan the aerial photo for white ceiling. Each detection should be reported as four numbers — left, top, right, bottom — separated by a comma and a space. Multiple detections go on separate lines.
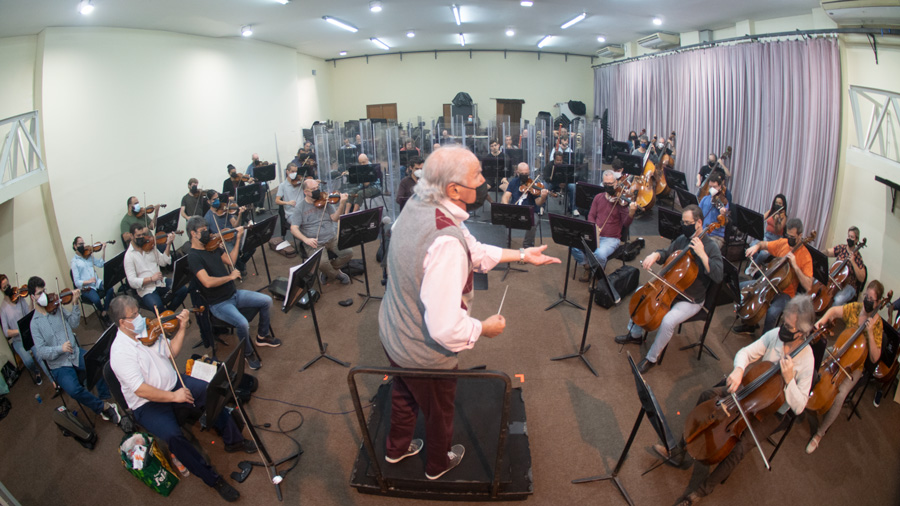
0, 0, 821, 59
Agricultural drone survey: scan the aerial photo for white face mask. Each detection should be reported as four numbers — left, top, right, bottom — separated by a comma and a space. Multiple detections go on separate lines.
613, 171, 623, 179
36, 293, 48, 307
708, 187, 719, 197
657, 142, 665, 149
413, 169, 423, 179
132, 203, 141, 213
288, 172, 298, 180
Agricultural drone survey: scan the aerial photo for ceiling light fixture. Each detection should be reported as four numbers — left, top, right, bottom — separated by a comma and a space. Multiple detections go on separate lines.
597, 35, 606, 43
451, 4, 461, 26
274, 0, 290, 4
458, 33, 466, 47
339, 51, 348, 56
506, 27, 515, 37
537, 35, 553, 48
241, 25, 253, 37
407, 30, 416, 38
520, 1, 534, 6
370, 37, 391, 50
78, 0, 94, 15
560, 12, 586, 29
323, 16, 359, 33
652, 16, 663, 26
369, 1, 382, 13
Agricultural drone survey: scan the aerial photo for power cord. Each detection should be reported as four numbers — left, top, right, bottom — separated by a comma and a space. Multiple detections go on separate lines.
250, 394, 373, 415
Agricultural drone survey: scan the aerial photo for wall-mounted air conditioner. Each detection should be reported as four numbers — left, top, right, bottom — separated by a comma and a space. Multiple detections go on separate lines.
596, 44, 625, 58
637, 32, 681, 50
821, 0, 900, 26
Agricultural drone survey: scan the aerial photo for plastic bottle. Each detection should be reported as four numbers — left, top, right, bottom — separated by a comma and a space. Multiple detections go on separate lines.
35, 393, 42, 404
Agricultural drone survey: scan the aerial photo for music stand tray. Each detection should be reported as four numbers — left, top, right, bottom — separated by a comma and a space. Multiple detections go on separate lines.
617, 155, 644, 177
806, 245, 830, 286
574, 182, 603, 212
236, 183, 264, 208
545, 213, 597, 312
664, 168, 688, 191
253, 163, 277, 182
490, 203, 534, 281
103, 250, 127, 291
338, 207, 384, 313
674, 187, 699, 208
84, 324, 118, 391
732, 204, 765, 242
156, 208, 181, 234
658, 207, 682, 241
346, 164, 379, 186
242, 215, 279, 285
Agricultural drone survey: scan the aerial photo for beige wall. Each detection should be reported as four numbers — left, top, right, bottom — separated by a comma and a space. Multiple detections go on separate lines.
327, 51, 595, 123
831, 35, 900, 293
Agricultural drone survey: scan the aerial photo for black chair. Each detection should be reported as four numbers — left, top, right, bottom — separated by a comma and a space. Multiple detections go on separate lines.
676, 280, 724, 362
190, 290, 270, 364
69, 271, 89, 324
845, 319, 900, 420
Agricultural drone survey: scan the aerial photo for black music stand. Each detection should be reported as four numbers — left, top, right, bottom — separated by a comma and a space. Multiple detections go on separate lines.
236, 183, 263, 209
338, 148, 359, 168
551, 236, 613, 377
549, 164, 576, 215
205, 338, 301, 502
545, 213, 595, 311
480, 156, 508, 200
346, 164, 381, 210
338, 207, 383, 313
156, 209, 181, 234
490, 203, 533, 282
103, 250, 127, 291
658, 207, 682, 241
731, 204, 765, 272
618, 154, 643, 176
505, 148, 524, 165
574, 182, 604, 215
806, 245, 830, 286
674, 187, 699, 208
283, 249, 350, 370
83, 324, 118, 391
573, 352, 677, 506
664, 168, 688, 191
242, 215, 278, 286
254, 163, 277, 211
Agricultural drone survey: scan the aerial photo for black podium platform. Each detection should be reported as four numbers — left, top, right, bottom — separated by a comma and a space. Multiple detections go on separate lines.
349, 372, 533, 501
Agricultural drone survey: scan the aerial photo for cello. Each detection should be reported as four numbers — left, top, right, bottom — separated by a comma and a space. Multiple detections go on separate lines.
808, 238, 867, 313
684, 323, 831, 465
806, 291, 893, 414
628, 215, 728, 332
737, 231, 817, 326
632, 155, 657, 211
698, 146, 731, 199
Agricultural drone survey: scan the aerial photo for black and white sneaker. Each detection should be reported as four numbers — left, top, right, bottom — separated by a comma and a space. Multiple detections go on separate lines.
100, 403, 122, 424
385, 439, 423, 464
426, 444, 465, 480
245, 355, 261, 370
256, 335, 282, 348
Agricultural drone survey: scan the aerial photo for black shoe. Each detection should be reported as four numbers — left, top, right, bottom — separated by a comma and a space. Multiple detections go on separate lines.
225, 439, 258, 454
733, 324, 758, 335
615, 334, 642, 345
214, 477, 240, 502
637, 358, 655, 374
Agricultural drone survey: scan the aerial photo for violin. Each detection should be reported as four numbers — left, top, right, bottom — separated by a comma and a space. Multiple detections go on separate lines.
136, 204, 166, 218
138, 306, 206, 346
314, 192, 345, 209
204, 228, 238, 252
808, 238, 868, 313
737, 231, 817, 326
140, 231, 183, 252
45, 288, 77, 314
230, 172, 252, 182
628, 215, 728, 332
80, 240, 116, 258
9, 285, 29, 303
806, 291, 893, 415
683, 323, 831, 465
698, 146, 731, 199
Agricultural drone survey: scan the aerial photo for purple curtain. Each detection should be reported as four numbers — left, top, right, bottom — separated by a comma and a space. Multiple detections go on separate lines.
595, 38, 840, 246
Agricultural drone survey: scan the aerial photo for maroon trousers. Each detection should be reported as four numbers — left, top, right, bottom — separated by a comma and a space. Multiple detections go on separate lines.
385, 355, 458, 476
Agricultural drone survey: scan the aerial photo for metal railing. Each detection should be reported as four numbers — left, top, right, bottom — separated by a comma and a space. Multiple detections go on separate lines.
0, 111, 48, 205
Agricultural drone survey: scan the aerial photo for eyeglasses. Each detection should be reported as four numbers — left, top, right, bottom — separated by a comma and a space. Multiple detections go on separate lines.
452, 182, 478, 191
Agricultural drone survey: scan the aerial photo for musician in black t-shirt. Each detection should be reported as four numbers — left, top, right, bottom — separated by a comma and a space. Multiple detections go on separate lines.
185, 216, 279, 371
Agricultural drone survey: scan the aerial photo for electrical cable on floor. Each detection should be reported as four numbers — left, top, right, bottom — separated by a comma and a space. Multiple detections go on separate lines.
250, 394, 373, 415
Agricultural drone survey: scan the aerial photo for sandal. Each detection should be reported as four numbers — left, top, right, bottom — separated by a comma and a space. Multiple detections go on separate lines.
805, 434, 822, 454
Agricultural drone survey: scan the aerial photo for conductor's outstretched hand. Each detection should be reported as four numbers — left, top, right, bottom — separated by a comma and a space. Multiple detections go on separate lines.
524, 245, 562, 266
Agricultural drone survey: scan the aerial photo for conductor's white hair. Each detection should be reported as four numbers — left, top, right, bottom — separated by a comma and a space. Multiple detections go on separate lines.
415, 146, 476, 205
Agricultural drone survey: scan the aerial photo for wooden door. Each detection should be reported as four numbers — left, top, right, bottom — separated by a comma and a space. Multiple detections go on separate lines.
366, 103, 398, 121
496, 99, 525, 141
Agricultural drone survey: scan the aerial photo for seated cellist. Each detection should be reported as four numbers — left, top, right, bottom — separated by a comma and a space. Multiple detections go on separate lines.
654, 295, 816, 506
615, 205, 723, 373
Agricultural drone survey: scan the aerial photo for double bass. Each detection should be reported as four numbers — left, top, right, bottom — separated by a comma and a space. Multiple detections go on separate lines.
628, 215, 728, 332
655, 149, 674, 197
683, 323, 831, 465
808, 238, 867, 313
632, 156, 657, 211
737, 231, 817, 326
806, 291, 893, 415
698, 146, 732, 199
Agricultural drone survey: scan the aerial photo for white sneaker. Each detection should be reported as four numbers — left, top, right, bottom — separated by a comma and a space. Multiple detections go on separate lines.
573, 210, 581, 217
426, 444, 465, 480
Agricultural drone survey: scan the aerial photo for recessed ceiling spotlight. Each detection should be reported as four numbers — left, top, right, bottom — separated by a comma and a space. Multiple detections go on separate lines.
407, 30, 416, 38
369, 1, 382, 13
241, 25, 253, 37
458, 33, 466, 47
451, 4, 461, 26
597, 35, 606, 43
521, 0, 534, 6
537, 35, 553, 48
370, 37, 391, 50
506, 27, 515, 37
339, 50, 348, 56
561, 12, 586, 29
323, 16, 359, 32
652, 16, 663, 26
274, 0, 290, 4
78, 0, 94, 15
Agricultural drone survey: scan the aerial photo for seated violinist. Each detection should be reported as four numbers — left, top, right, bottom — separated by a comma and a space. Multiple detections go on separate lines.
697, 173, 729, 250
735, 218, 814, 337
501, 163, 549, 249
180, 178, 209, 220
543, 152, 578, 215
805, 280, 884, 454
124, 224, 188, 312
655, 295, 816, 506
70, 236, 114, 327
696, 153, 731, 190
204, 191, 254, 276
615, 205, 723, 373
290, 179, 353, 285
292, 142, 318, 179
222, 164, 255, 202
121, 196, 159, 247
571, 170, 637, 281
245, 153, 269, 213
350, 154, 382, 213
823, 226, 867, 306
396, 157, 424, 212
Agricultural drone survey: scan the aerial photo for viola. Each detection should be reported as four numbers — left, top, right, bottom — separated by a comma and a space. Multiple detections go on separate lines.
698, 146, 731, 199
138, 306, 206, 346
9, 285, 29, 303
806, 291, 893, 415
683, 324, 831, 465
136, 204, 166, 218
140, 231, 183, 252
230, 172, 252, 183
80, 240, 116, 259
808, 238, 868, 313
45, 288, 77, 313
737, 231, 817, 327
204, 228, 238, 252
628, 215, 728, 332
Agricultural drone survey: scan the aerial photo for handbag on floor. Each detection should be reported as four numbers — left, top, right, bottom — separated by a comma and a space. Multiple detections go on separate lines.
594, 266, 640, 309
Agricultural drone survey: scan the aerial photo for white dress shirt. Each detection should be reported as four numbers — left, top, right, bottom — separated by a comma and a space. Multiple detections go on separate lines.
418, 198, 502, 353
109, 328, 178, 411
124, 244, 170, 297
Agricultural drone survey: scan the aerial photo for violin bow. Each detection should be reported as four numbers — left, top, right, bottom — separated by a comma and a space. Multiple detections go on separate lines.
644, 268, 695, 304
54, 278, 78, 356
745, 257, 779, 292
153, 306, 193, 406
514, 174, 540, 206
210, 207, 242, 283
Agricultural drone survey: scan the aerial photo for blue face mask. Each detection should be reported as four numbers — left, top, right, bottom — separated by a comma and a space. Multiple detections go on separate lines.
640, 143, 648, 149
130, 315, 147, 336
212, 199, 220, 208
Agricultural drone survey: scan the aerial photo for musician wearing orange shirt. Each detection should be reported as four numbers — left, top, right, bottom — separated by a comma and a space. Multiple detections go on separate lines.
734, 218, 814, 337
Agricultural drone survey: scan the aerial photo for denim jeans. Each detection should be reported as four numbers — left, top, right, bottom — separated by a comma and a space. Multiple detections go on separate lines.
50, 348, 111, 414
571, 236, 620, 270
832, 285, 857, 306
748, 231, 780, 267
140, 278, 189, 312
627, 300, 703, 362
209, 290, 272, 356
11, 338, 48, 379
739, 279, 789, 332
80, 281, 114, 315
